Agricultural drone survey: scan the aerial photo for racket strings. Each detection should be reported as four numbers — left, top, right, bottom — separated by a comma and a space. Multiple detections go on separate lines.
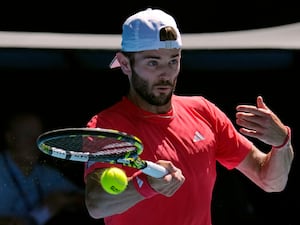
83, 136, 138, 154
44, 135, 139, 158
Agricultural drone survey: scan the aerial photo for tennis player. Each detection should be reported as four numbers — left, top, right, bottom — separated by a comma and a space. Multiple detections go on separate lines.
84, 8, 294, 225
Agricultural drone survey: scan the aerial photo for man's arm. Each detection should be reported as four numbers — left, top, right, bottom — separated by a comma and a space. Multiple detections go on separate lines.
235, 96, 294, 192
237, 141, 293, 192
85, 161, 185, 219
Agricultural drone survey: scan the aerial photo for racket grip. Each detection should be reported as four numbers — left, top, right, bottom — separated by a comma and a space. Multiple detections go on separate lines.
142, 161, 169, 178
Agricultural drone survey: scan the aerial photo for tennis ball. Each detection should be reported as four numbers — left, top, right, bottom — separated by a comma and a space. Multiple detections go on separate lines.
100, 167, 128, 195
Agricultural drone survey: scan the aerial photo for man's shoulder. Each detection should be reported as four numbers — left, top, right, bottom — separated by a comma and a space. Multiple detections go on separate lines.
173, 95, 209, 105
173, 95, 219, 114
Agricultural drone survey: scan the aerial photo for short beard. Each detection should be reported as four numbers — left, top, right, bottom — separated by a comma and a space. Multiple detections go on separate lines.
131, 69, 175, 106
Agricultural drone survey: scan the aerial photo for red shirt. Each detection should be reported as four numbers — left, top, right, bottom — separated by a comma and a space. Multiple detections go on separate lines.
84, 95, 252, 225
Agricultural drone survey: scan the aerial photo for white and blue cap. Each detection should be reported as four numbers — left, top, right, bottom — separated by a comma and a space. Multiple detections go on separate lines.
110, 8, 182, 68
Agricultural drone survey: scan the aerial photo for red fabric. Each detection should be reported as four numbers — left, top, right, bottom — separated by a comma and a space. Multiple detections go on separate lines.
131, 170, 158, 198
84, 95, 252, 225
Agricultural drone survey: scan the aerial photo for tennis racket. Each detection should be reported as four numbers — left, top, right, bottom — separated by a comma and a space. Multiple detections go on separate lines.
36, 127, 168, 178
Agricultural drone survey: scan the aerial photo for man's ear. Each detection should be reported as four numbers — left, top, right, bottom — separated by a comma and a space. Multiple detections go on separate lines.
116, 52, 131, 75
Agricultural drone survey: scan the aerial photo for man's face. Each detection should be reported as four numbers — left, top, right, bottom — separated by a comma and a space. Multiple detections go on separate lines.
129, 48, 181, 106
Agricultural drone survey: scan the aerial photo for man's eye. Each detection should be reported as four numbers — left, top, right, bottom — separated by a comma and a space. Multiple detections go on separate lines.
170, 59, 178, 65
148, 61, 158, 66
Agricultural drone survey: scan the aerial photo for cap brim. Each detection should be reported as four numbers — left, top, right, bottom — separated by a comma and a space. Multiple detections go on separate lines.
109, 55, 121, 69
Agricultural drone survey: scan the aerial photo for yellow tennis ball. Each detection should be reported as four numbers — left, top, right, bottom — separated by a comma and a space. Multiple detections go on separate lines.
100, 167, 128, 195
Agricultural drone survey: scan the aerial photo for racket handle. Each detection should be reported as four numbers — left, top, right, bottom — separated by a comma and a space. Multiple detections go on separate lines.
142, 161, 169, 178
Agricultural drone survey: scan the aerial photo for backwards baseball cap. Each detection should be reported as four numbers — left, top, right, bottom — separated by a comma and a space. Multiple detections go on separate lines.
110, 8, 182, 68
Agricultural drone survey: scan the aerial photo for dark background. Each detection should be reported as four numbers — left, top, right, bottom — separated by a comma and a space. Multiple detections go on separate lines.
1, 1, 300, 34
0, 2, 299, 225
